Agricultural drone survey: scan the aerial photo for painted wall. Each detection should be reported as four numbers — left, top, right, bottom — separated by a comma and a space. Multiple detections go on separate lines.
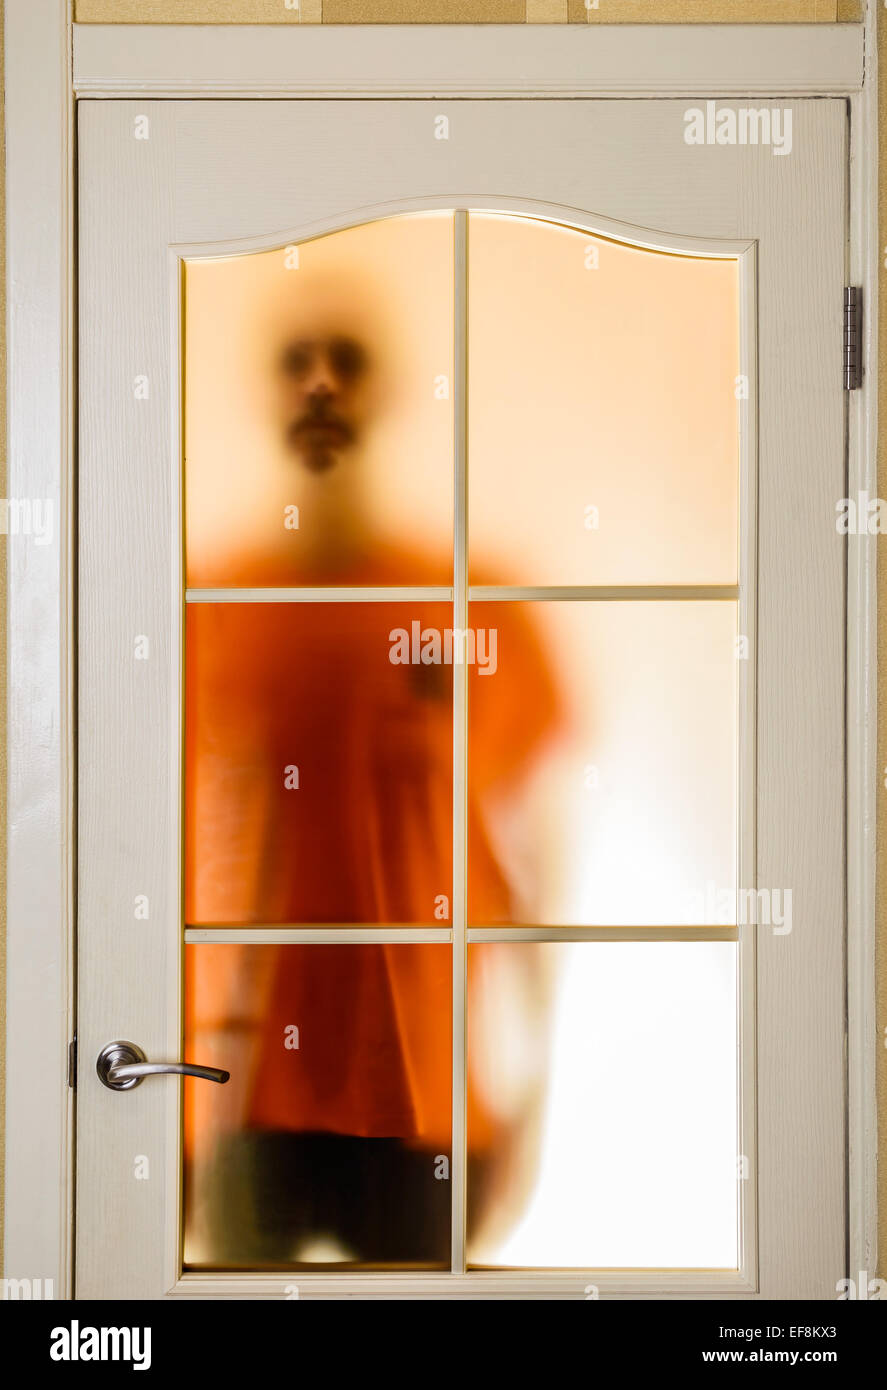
1, 0, 880, 1282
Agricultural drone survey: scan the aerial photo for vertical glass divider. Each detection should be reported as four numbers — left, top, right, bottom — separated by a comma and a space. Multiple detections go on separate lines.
451, 209, 469, 1272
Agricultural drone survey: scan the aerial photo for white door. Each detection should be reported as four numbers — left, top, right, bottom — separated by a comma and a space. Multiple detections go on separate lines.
76, 97, 846, 1299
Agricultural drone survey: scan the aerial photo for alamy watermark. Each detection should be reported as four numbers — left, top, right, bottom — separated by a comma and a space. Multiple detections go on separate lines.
686, 881, 793, 935
0, 497, 54, 546
50, 1321, 151, 1370
389, 620, 498, 676
1, 1276, 54, 1300
683, 102, 793, 157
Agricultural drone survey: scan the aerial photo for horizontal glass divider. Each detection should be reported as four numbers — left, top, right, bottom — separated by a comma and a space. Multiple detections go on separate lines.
184, 926, 454, 944
466, 926, 739, 942
184, 925, 738, 944
184, 585, 739, 604
185, 586, 455, 603
468, 585, 740, 602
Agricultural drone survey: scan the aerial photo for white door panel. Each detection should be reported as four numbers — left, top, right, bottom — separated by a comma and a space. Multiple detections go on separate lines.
77, 98, 846, 1298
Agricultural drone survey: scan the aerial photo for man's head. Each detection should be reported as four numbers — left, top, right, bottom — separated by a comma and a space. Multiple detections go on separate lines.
265, 270, 389, 475
277, 331, 373, 473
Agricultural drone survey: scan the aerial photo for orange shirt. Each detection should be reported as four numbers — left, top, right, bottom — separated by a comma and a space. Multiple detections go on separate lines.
184, 548, 559, 1159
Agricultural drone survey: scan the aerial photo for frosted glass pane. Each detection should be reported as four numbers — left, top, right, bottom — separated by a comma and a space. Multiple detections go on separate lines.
185, 602, 453, 926
467, 942, 739, 1269
184, 943, 452, 1269
184, 213, 454, 587
468, 601, 737, 925
467, 213, 740, 586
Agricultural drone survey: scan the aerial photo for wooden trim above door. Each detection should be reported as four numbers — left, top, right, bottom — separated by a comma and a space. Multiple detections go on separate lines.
72, 22, 864, 98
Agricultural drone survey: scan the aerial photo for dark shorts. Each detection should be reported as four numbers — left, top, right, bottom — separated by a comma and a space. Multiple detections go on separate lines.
190, 1130, 457, 1269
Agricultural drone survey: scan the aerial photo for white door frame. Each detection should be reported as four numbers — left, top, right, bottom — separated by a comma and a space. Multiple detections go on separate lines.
4, 3, 878, 1296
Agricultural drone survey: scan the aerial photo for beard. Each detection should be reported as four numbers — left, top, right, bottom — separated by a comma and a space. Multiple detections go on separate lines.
287, 408, 355, 472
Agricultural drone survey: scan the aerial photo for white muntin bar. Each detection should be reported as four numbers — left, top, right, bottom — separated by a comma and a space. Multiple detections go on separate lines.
184, 584, 738, 603
185, 927, 454, 945
185, 926, 735, 944
185, 585, 739, 602
184, 586, 454, 603
450, 209, 469, 1274
466, 926, 740, 943
468, 585, 740, 602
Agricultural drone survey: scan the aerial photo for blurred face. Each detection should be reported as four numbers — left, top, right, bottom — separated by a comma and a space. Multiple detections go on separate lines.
277, 332, 372, 473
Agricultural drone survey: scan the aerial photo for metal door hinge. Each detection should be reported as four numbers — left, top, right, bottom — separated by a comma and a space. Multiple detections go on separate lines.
67, 1034, 77, 1090
844, 287, 862, 390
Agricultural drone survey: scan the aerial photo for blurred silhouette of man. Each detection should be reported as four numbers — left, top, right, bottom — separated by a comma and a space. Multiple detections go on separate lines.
184, 277, 561, 1269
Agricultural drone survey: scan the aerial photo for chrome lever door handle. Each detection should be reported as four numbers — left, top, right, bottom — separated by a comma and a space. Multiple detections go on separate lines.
96, 1040, 230, 1091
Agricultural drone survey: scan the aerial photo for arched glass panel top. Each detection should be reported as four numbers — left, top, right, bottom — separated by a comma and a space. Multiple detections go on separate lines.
184, 212, 455, 589
183, 209, 741, 590
468, 213, 740, 587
